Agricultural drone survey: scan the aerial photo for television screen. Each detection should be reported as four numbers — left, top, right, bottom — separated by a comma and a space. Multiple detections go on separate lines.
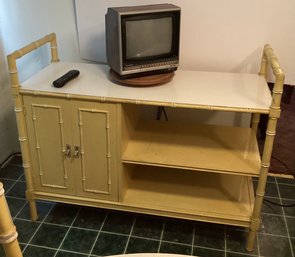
105, 4, 180, 78
125, 17, 173, 59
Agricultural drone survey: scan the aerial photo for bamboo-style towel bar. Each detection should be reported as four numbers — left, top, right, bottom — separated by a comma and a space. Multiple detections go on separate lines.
6, 33, 284, 252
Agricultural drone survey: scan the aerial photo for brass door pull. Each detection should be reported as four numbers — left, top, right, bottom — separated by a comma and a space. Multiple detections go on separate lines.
74, 145, 80, 158
65, 144, 71, 157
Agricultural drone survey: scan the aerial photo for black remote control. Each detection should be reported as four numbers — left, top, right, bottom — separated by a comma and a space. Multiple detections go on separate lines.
53, 70, 80, 88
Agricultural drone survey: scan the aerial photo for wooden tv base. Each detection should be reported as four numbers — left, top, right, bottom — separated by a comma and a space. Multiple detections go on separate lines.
108, 69, 175, 87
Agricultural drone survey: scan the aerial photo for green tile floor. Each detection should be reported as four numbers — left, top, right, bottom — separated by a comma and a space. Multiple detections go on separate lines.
0, 156, 294, 257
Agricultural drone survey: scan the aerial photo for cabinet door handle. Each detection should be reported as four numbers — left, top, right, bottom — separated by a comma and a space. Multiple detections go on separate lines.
74, 145, 80, 158
65, 144, 71, 158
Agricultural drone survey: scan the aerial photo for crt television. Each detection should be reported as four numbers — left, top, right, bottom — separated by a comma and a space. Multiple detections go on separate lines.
105, 4, 181, 78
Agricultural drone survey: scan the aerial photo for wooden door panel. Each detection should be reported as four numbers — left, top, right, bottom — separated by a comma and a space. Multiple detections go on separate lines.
24, 96, 74, 195
72, 101, 118, 201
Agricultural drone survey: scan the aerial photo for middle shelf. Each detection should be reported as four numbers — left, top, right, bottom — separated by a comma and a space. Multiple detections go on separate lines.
122, 120, 261, 176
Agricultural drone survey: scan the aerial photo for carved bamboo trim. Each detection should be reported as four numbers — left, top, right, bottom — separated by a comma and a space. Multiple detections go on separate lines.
246, 44, 285, 251
251, 113, 260, 134
78, 108, 111, 195
7, 33, 60, 221
0, 183, 22, 256
0, 230, 18, 245
31, 104, 68, 189
19, 90, 271, 115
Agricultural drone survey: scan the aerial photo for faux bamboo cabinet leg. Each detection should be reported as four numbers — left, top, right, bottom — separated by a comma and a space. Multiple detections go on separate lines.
246, 45, 285, 251
0, 183, 23, 257
7, 33, 60, 220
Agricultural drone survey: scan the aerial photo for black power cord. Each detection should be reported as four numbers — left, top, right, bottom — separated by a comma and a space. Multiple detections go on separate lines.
261, 154, 295, 208
263, 198, 295, 208
270, 155, 295, 179
156, 106, 168, 121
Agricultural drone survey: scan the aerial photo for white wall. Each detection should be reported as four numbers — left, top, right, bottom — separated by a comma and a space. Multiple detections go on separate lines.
75, 0, 295, 84
0, 29, 19, 163
0, 0, 294, 160
0, 0, 80, 161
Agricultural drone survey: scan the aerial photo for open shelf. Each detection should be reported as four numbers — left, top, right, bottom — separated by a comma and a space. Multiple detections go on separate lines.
122, 121, 261, 176
122, 165, 255, 226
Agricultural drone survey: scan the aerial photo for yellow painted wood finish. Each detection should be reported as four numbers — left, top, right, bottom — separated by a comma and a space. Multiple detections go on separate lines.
246, 45, 285, 251
122, 166, 254, 225
23, 96, 119, 201
24, 96, 74, 195
0, 183, 23, 257
7, 33, 285, 252
122, 120, 261, 176
71, 100, 118, 201
7, 33, 60, 221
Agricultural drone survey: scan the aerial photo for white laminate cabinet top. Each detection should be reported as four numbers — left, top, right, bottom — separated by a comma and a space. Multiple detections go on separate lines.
21, 62, 272, 112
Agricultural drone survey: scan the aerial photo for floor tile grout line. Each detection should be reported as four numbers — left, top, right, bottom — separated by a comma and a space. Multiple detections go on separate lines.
256, 231, 261, 257
22, 243, 58, 251
257, 231, 294, 238
123, 215, 137, 254
253, 177, 295, 187
24, 241, 260, 257
160, 239, 196, 248
224, 225, 227, 257
157, 219, 165, 253
262, 195, 295, 201
226, 250, 258, 257
57, 249, 88, 256
5, 170, 30, 221
6, 195, 27, 201
88, 211, 109, 257
190, 222, 195, 256
0, 177, 19, 182
53, 207, 82, 257
23, 243, 90, 256
261, 212, 295, 219
16, 214, 254, 247
11, 200, 27, 221
193, 244, 226, 253
275, 177, 294, 257
274, 179, 295, 185
3, 169, 25, 196
21, 202, 56, 254
128, 235, 160, 242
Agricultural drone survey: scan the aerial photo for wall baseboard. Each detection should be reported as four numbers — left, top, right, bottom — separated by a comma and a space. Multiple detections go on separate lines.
0, 149, 21, 168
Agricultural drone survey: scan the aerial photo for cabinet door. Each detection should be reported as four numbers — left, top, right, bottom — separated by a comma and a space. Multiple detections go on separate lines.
24, 96, 75, 195
71, 101, 119, 201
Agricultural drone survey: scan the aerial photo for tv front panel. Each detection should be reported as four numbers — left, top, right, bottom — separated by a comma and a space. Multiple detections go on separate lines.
105, 4, 180, 78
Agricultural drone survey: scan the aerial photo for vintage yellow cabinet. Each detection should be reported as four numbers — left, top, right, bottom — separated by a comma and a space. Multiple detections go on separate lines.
23, 95, 119, 201
7, 34, 284, 252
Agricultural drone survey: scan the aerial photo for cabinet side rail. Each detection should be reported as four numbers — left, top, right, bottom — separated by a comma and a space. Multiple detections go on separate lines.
247, 44, 285, 251
6, 33, 60, 220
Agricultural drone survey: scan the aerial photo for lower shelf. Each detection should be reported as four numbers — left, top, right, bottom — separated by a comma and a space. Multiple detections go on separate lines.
122, 165, 255, 226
